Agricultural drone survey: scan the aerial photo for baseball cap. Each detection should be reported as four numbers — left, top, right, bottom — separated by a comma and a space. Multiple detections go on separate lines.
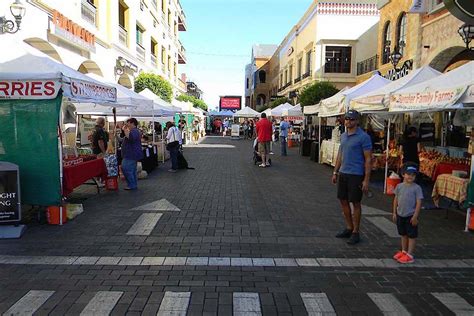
345, 110, 360, 120
402, 164, 418, 174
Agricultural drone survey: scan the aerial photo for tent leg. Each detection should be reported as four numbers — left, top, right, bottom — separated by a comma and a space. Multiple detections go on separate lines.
318, 116, 321, 164
383, 118, 391, 194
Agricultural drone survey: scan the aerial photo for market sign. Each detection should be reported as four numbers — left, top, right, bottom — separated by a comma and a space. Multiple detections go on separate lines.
318, 100, 344, 117
51, 10, 96, 52
0, 80, 61, 99
350, 94, 387, 112
389, 86, 467, 112
70, 79, 117, 103
0, 163, 21, 223
285, 116, 304, 123
444, 0, 474, 24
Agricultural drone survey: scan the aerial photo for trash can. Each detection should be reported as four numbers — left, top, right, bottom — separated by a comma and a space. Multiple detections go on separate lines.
301, 139, 313, 156
310, 142, 319, 162
386, 177, 401, 195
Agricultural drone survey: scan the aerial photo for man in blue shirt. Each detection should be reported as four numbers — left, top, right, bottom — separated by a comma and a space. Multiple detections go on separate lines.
279, 117, 290, 156
331, 110, 372, 245
121, 118, 144, 190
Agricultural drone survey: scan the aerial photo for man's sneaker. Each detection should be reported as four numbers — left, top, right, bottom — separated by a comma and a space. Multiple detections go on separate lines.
335, 229, 352, 238
397, 253, 414, 264
393, 250, 405, 261
258, 163, 266, 168
346, 233, 360, 245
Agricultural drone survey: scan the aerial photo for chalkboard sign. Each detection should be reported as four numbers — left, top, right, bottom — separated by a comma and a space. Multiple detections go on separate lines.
0, 162, 21, 223
419, 123, 435, 144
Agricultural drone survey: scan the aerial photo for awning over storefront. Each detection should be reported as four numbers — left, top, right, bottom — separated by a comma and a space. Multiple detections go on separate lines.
390, 61, 474, 112
319, 74, 391, 117
351, 66, 441, 113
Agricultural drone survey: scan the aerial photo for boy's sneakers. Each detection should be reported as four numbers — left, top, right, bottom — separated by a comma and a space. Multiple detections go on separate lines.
393, 250, 405, 261
397, 252, 414, 264
335, 228, 352, 238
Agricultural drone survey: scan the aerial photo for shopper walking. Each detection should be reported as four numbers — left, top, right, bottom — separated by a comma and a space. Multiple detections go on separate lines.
121, 118, 143, 190
400, 126, 422, 166
166, 121, 182, 173
279, 117, 290, 156
331, 110, 372, 245
255, 113, 273, 168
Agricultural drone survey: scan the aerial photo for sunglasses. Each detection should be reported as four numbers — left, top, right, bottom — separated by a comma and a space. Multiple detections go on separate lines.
344, 117, 356, 121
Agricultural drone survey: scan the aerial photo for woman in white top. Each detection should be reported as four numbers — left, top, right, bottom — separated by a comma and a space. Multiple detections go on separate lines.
165, 122, 182, 172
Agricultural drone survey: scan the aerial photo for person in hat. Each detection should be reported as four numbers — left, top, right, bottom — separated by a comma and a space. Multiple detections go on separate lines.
331, 110, 372, 245
392, 163, 423, 264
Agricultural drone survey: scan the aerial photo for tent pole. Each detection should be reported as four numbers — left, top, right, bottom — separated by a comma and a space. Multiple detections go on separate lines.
318, 116, 322, 164
383, 117, 391, 194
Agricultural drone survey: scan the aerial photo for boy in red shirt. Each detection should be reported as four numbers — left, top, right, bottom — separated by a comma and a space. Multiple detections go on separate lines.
255, 113, 273, 167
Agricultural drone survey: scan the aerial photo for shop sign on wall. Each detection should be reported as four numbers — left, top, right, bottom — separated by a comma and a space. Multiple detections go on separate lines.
70, 79, 117, 103
51, 10, 96, 52
0, 80, 61, 99
384, 60, 413, 81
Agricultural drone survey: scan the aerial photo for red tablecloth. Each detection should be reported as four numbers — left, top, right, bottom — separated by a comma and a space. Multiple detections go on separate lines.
431, 162, 470, 181
63, 158, 107, 196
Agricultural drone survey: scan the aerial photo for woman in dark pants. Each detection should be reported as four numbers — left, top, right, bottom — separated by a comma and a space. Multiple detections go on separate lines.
165, 121, 182, 172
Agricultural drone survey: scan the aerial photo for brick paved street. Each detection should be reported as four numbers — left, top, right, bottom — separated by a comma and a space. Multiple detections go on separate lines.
1, 137, 473, 315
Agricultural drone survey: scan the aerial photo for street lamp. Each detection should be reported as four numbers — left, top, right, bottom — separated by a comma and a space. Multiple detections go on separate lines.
389, 45, 403, 69
0, 0, 26, 35
458, 24, 474, 50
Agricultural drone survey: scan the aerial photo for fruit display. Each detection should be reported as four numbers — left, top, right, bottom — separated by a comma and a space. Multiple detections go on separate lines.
419, 150, 470, 179
372, 152, 400, 170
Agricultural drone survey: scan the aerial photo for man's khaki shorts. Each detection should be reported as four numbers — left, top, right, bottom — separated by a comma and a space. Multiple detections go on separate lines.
258, 141, 270, 155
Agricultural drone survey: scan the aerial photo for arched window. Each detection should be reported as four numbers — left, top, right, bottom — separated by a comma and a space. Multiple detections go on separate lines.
258, 70, 266, 83
382, 22, 391, 65
257, 94, 266, 106
396, 13, 407, 56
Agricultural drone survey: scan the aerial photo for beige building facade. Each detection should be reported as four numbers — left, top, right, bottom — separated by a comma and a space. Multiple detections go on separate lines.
2, 0, 188, 94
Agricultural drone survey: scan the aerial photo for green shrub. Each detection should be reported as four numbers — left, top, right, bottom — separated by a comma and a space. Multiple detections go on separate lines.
134, 73, 173, 102
299, 81, 339, 107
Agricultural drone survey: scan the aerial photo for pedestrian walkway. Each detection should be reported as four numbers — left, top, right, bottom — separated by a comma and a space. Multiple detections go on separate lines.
1, 289, 473, 315
0, 137, 472, 315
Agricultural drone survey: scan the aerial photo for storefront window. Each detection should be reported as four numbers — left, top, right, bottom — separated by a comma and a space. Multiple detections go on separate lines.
382, 22, 391, 65
324, 46, 352, 73
396, 13, 407, 56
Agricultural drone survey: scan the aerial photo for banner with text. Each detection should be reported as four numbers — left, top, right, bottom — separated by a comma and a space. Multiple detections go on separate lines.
390, 86, 468, 112
70, 79, 117, 103
0, 79, 61, 99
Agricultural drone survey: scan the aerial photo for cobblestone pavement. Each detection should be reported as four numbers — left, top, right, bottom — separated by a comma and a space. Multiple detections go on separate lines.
0, 136, 473, 315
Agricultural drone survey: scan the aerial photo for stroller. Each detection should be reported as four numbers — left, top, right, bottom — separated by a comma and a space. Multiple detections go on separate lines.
253, 139, 271, 166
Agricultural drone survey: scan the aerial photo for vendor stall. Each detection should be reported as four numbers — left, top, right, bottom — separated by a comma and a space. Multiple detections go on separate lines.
0, 39, 118, 221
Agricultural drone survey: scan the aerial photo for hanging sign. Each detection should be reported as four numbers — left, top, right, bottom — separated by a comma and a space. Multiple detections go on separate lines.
443, 0, 474, 24
390, 86, 467, 112
384, 60, 413, 81
0, 80, 61, 99
70, 79, 117, 102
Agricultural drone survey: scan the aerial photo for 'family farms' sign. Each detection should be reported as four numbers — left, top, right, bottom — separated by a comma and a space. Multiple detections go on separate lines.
390, 87, 467, 112
51, 10, 96, 52
0, 80, 61, 99
70, 79, 117, 103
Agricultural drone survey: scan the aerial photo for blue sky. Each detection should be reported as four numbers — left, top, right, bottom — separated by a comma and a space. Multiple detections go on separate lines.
180, 0, 313, 110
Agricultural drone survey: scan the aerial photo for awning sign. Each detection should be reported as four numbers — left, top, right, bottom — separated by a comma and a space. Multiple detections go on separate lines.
0, 80, 61, 99
390, 86, 467, 112
319, 100, 345, 117
70, 79, 117, 103
351, 95, 386, 113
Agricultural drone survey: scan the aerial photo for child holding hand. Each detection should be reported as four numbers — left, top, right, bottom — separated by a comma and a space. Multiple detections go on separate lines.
392, 163, 423, 264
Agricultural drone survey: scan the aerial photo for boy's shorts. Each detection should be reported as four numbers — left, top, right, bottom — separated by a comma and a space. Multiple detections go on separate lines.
397, 215, 418, 238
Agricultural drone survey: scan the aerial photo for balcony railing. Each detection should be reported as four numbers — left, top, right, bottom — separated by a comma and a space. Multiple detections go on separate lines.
136, 44, 145, 63
81, 0, 97, 26
119, 26, 128, 46
294, 76, 301, 84
151, 0, 157, 10
302, 71, 311, 79
357, 55, 379, 76
151, 54, 157, 67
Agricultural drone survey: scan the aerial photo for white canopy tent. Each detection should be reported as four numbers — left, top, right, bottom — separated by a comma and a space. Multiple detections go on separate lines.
234, 106, 259, 118
303, 103, 320, 115
351, 66, 442, 113
263, 102, 294, 116
282, 104, 303, 116
319, 74, 391, 117
390, 61, 474, 112
139, 88, 182, 114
